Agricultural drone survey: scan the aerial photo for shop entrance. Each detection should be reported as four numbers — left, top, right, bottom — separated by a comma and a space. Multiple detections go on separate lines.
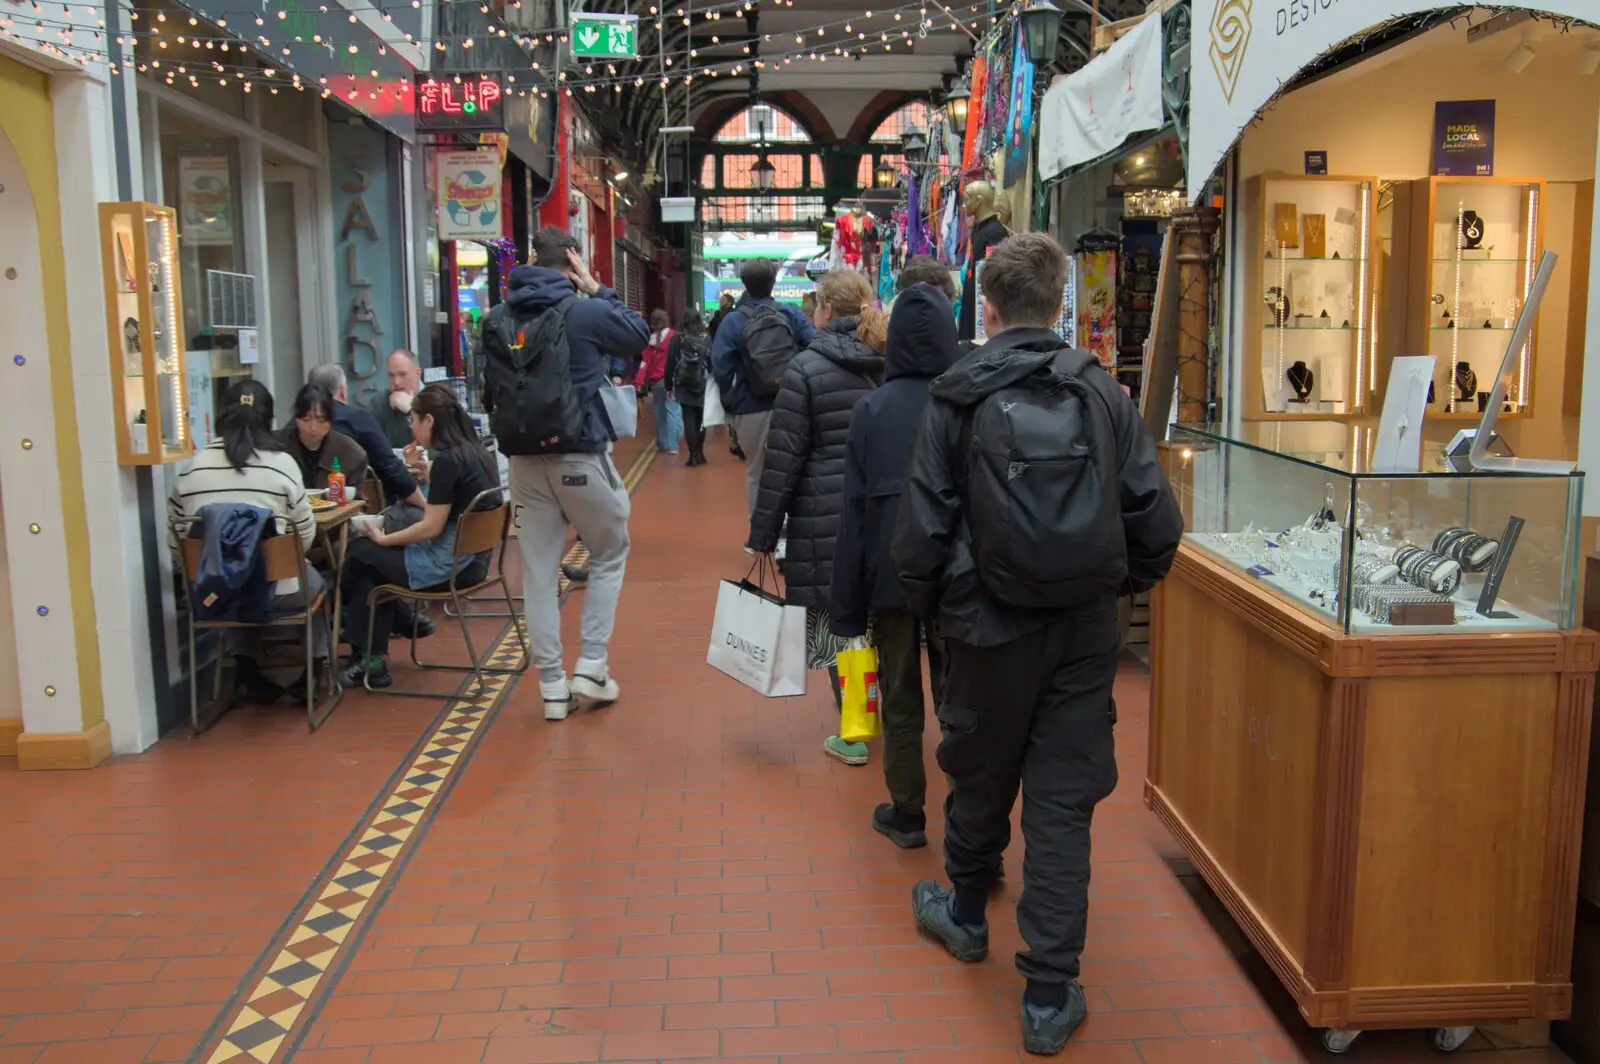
262, 166, 317, 397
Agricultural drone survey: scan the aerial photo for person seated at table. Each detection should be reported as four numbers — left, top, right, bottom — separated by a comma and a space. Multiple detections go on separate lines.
277, 382, 369, 493
307, 363, 426, 511
339, 382, 499, 689
168, 380, 326, 703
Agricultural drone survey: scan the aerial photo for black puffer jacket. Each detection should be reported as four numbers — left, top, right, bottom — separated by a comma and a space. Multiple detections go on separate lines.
748, 317, 885, 609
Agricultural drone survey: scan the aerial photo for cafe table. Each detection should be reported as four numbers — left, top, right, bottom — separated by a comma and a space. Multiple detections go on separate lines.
310, 496, 364, 726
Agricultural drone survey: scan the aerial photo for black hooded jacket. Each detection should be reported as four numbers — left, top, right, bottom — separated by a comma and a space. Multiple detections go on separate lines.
748, 316, 885, 609
830, 285, 960, 637
891, 327, 1183, 647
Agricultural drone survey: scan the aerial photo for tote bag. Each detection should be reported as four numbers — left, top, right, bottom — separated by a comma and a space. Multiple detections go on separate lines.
702, 380, 727, 429
836, 639, 881, 742
706, 560, 806, 697
598, 381, 639, 439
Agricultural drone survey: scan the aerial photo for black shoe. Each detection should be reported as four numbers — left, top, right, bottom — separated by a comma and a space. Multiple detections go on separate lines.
392, 604, 436, 639
562, 564, 590, 584
339, 654, 392, 689
1021, 982, 1088, 1056
234, 659, 286, 704
872, 803, 927, 848
910, 880, 988, 962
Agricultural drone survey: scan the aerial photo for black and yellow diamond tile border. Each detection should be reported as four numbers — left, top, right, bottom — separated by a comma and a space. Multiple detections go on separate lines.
188, 445, 657, 1064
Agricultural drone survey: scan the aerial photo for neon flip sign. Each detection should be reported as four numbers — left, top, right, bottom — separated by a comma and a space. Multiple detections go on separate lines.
415, 76, 505, 132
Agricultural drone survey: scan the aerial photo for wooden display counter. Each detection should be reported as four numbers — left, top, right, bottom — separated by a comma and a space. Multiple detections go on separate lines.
1148, 543, 1598, 1036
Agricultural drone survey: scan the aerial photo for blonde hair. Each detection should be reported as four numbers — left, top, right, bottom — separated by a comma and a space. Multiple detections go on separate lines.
816, 270, 888, 353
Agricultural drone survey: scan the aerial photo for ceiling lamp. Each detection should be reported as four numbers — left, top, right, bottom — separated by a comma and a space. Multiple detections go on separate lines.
944, 78, 970, 136
750, 156, 777, 191
1019, 0, 1062, 68
900, 125, 928, 163
873, 157, 896, 188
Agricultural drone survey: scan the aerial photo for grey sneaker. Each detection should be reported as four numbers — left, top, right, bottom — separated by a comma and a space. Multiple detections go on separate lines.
1021, 982, 1088, 1056
910, 880, 988, 962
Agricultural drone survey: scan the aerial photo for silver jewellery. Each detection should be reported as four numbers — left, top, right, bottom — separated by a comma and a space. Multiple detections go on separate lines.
1393, 545, 1463, 596
1353, 557, 1400, 585
1431, 526, 1500, 572
1353, 583, 1454, 624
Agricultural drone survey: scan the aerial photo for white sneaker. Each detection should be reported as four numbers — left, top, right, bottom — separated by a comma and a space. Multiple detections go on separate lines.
571, 659, 620, 704
540, 678, 576, 721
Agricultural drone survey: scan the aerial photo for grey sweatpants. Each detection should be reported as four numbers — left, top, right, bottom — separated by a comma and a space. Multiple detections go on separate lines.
730, 410, 771, 517
509, 453, 631, 682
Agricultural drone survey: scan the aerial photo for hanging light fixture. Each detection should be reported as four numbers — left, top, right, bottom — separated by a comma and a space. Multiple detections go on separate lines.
873, 157, 896, 188
944, 78, 970, 136
1019, 0, 1062, 67
900, 124, 928, 163
750, 155, 777, 191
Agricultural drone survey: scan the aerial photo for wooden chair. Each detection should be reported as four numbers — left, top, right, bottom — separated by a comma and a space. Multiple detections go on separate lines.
359, 469, 386, 513
359, 487, 529, 698
173, 518, 341, 734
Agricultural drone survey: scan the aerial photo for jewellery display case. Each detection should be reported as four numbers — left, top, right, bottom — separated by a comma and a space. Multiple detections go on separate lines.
98, 201, 193, 466
1170, 422, 1581, 633
1242, 174, 1381, 420
1150, 421, 1596, 1048
1405, 176, 1545, 420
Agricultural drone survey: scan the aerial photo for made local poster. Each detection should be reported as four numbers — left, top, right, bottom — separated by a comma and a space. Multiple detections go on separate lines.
1431, 99, 1495, 177
436, 150, 504, 240
177, 155, 234, 246
1076, 249, 1117, 367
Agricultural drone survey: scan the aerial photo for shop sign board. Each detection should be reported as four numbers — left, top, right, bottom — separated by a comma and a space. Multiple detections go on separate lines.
570, 12, 639, 59
1187, 0, 1596, 200
436, 150, 504, 241
1037, 11, 1165, 182
415, 76, 506, 133
177, 156, 234, 246
1431, 100, 1495, 177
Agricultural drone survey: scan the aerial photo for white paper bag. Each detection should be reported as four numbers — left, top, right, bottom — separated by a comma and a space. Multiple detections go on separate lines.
707, 579, 807, 697
702, 381, 727, 429
599, 381, 639, 438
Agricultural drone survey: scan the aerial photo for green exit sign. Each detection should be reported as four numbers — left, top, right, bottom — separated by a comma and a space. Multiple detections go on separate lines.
570, 12, 639, 59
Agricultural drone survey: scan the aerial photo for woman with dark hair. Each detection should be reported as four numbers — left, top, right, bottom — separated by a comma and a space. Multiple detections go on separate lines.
276, 383, 370, 491
664, 306, 712, 466
168, 379, 323, 701
340, 382, 500, 689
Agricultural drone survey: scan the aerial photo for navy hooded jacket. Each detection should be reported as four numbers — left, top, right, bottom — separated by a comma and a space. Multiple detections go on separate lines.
710, 295, 817, 416
484, 266, 649, 453
829, 284, 961, 637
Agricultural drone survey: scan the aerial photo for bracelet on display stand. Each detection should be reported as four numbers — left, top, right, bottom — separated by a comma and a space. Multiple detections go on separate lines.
1392, 545, 1463, 596
1432, 526, 1501, 572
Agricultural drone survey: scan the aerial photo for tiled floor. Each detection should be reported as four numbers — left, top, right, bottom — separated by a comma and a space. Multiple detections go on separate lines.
0, 426, 1580, 1063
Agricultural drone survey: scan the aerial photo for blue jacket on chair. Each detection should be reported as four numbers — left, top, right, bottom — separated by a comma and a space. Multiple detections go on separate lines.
192, 502, 276, 624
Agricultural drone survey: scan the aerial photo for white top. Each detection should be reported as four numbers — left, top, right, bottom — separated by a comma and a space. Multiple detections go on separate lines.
168, 441, 315, 594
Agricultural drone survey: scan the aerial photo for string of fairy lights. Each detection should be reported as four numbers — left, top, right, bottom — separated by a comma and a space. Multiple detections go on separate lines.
1, 0, 1013, 101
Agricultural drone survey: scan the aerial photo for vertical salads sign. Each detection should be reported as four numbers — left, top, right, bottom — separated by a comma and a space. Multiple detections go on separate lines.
178, 155, 234, 245
435, 150, 504, 240
1432, 99, 1495, 177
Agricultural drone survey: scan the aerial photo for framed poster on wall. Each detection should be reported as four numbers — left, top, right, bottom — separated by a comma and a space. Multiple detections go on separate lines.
177, 156, 234, 246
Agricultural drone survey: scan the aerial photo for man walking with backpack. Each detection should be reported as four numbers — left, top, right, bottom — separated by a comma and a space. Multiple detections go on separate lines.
892, 233, 1183, 1056
710, 258, 815, 514
482, 227, 649, 721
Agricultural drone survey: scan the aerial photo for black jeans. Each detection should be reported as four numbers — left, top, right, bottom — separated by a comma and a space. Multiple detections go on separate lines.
875, 611, 945, 816
342, 538, 487, 656
938, 603, 1121, 987
681, 402, 706, 461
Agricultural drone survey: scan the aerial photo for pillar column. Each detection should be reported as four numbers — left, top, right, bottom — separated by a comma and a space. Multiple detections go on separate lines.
1169, 205, 1221, 424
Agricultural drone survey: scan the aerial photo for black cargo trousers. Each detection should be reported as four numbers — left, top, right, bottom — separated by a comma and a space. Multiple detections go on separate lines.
936, 600, 1121, 987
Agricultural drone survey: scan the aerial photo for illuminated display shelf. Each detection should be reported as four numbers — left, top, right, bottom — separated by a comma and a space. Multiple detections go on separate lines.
98, 202, 193, 467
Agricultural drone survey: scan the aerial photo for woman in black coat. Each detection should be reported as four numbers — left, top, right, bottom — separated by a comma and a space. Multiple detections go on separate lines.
664, 306, 713, 466
748, 269, 886, 766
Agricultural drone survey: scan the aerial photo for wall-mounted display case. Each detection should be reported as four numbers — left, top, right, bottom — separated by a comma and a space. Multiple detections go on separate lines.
99, 202, 193, 466
1169, 421, 1582, 633
1405, 176, 1545, 420
1242, 173, 1381, 421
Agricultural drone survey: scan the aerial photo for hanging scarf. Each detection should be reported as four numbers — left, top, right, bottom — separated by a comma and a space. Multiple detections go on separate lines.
962, 56, 987, 173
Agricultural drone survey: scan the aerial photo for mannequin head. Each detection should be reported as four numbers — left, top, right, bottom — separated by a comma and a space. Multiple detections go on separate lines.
964, 180, 996, 220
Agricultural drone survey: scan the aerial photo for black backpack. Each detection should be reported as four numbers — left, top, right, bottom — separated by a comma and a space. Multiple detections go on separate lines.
674, 334, 711, 391
739, 302, 797, 398
963, 349, 1126, 608
481, 295, 583, 456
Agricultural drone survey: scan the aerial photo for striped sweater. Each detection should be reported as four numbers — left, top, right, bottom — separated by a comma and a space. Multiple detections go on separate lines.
168, 441, 315, 593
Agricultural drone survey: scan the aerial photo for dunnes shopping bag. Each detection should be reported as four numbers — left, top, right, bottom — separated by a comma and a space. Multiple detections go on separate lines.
836, 638, 881, 742
707, 570, 807, 697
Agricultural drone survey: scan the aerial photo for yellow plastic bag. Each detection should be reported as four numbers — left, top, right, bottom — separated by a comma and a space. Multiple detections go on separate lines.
836, 638, 881, 743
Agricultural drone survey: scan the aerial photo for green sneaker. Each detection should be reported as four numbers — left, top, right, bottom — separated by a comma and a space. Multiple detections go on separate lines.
823, 735, 869, 765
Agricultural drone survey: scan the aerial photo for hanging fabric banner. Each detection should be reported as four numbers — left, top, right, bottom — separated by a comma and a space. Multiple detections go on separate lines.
1077, 249, 1117, 367
1037, 11, 1166, 182
435, 150, 504, 240
1002, 24, 1035, 188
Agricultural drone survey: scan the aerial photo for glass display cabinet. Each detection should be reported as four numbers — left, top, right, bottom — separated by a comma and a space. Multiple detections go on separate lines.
1167, 421, 1581, 633
1405, 176, 1544, 420
99, 201, 193, 466
1242, 173, 1381, 420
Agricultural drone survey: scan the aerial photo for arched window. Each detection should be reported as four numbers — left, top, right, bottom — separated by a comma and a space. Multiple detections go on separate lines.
856, 100, 939, 188
698, 103, 826, 229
